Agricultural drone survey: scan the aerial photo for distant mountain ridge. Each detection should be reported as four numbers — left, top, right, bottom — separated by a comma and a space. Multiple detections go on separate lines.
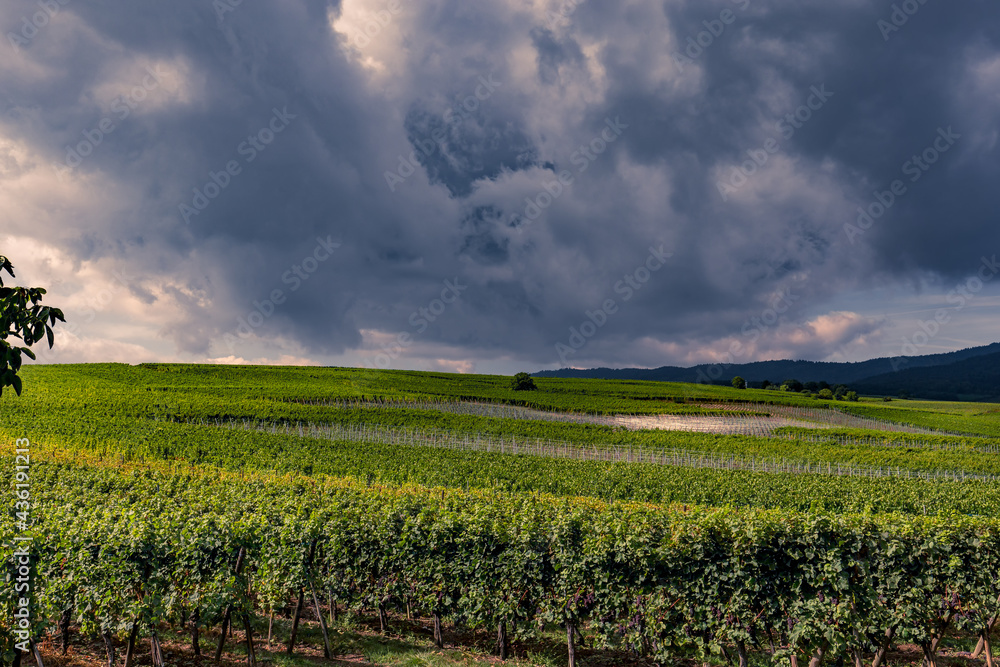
534, 342, 1000, 401
854, 350, 1000, 402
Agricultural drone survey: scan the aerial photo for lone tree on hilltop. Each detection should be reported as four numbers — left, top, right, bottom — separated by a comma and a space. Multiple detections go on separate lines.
1, 254, 64, 397
731, 376, 746, 390
511, 372, 537, 391
782, 378, 804, 392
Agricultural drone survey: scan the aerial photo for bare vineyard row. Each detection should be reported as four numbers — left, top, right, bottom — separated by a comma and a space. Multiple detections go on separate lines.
188, 416, 999, 483
288, 396, 959, 435
284, 398, 991, 449
700, 402, 950, 435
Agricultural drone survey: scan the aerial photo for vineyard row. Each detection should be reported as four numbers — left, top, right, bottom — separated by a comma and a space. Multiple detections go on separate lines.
282, 397, 966, 438
5, 458, 1000, 667
179, 415, 1000, 483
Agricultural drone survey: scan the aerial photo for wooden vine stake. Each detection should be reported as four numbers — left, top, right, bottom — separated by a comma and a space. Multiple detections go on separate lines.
191, 608, 200, 656
286, 589, 306, 654
871, 626, 895, 667
288, 537, 319, 655
921, 642, 938, 667
981, 628, 995, 667
566, 619, 577, 667
497, 620, 508, 660
310, 579, 333, 658
123, 621, 139, 667
242, 613, 258, 667
102, 630, 116, 667
807, 645, 825, 667
149, 627, 165, 667
736, 640, 749, 667
60, 609, 71, 655
214, 603, 231, 656
30, 641, 44, 667
378, 604, 389, 634
328, 587, 338, 627
929, 611, 952, 654
433, 611, 444, 649
216, 547, 247, 660
973, 598, 1000, 659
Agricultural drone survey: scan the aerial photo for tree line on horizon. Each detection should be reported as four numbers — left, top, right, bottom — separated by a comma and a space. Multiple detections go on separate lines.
730, 376, 859, 401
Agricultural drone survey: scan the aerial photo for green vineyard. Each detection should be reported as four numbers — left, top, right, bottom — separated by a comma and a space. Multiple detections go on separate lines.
4, 363, 1000, 666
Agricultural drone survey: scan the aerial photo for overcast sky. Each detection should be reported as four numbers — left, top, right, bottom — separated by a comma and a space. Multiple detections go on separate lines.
2, 0, 999, 374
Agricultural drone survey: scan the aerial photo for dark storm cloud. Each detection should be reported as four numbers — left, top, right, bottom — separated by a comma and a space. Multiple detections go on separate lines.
530, 27, 586, 86
403, 106, 539, 197
459, 206, 511, 265
2, 0, 998, 368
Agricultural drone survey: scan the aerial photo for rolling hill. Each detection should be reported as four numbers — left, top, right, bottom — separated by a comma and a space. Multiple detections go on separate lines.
535, 342, 1000, 401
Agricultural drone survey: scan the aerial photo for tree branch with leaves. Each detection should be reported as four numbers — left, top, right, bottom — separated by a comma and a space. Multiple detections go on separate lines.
0, 254, 64, 396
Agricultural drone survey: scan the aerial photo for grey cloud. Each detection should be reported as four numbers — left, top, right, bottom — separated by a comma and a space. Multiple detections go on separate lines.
404, 106, 539, 197
2, 0, 998, 370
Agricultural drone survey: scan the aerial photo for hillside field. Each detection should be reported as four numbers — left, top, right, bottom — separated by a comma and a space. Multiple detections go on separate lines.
3, 363, 1000, 667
